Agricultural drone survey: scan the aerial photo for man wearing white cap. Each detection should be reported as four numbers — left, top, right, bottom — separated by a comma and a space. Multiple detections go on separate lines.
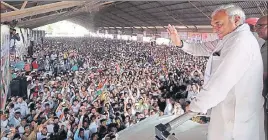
246, 17, 265, 46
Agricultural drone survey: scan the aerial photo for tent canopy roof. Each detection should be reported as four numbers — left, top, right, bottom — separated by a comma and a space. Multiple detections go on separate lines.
1, 1, 267, 34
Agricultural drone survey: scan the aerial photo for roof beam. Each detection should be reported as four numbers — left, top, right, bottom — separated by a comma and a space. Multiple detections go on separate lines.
112, 7, 150, 30
97, 2, 149, 29
123, 1, 188, 12
97, 5, 132, 27
106, 12, 138, 27
144, 1, 242, 16
151, 7, 261, 22
17, 2, 87, 28
17, 11, 69, 27
155, 1, 188, 28
68, 17, 92, 29
1, 1, 19, 11
128, 2, 165, 28
17, 0, 101, 28
95, 18, 119, 27
262, 1, 268, 10
23, 14, 73, 29
96, 21, 114, 27
116, 7, 151, 26
188, 1, 211, 20
97, 15, 128, 27
1, 1, 84, 22
21, 1, 28, 9
19, 13, 71, 28
196, 1, 213, 13
254, 1, 265, 16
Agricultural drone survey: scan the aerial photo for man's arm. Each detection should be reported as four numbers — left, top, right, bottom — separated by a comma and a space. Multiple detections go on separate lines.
12, 33, 20, 41
189, 40, 253, 113
180, 40, 219, 57
167, 24, 218, 57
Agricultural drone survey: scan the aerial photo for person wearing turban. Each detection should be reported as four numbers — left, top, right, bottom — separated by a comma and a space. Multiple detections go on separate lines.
246, 17, 265, 46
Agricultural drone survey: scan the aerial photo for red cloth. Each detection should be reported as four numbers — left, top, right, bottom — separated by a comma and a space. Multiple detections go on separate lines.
35, 84, 39, 91
32, 92, 38, 97
32, 61, 38, 69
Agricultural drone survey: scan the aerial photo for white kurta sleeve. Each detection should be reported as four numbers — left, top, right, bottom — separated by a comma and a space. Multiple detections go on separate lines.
181, 40, 219, 57
189, 40, 253, 113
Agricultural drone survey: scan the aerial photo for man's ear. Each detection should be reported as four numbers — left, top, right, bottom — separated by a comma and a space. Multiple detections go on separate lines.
234, 16, 241, 25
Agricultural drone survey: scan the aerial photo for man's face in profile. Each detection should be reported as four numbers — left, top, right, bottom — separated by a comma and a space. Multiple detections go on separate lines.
256, 16, 268, 40
211, 10, 238, 39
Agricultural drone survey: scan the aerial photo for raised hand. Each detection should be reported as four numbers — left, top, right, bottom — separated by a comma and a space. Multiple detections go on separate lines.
185, 105, 192, 113
167, 24, 182, 47
67, 124, 71, 130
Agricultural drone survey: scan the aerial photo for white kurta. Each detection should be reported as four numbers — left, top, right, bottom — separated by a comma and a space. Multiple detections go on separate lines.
181, 24, 265, 140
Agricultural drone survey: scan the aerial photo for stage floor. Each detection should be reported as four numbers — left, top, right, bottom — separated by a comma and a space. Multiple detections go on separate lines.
117, 115, 208, 140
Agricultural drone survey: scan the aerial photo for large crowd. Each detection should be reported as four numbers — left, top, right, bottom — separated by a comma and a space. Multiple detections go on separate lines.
1, 37, 209, 140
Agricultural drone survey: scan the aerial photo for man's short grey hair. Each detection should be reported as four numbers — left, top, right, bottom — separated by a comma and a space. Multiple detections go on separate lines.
212, 4, 246, 25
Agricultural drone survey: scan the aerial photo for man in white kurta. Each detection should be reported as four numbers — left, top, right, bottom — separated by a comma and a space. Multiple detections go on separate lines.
168, 4, 265, 140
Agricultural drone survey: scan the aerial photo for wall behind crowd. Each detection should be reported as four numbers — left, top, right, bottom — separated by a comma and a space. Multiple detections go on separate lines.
0, 25, 11, 110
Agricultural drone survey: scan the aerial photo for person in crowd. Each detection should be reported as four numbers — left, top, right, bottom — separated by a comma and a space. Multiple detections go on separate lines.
245, 17, 265, 46
256, 15, 268, 140
10, 28, 20, 49
246, 17, 259, 33
168, 4, 264, 140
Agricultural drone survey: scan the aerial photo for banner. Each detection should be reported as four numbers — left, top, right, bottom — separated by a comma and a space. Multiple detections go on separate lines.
202, 33, 208, 41
160, 32, 169, 38
187, 32, 202, 42
202, 33, 218, 42
137, 34, 143, 42
1, 25, 10, 110
178, 32, 188, 40
143, 31, 146, 37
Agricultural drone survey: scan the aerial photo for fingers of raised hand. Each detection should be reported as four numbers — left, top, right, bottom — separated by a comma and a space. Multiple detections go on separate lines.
167, 24, 173, 34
